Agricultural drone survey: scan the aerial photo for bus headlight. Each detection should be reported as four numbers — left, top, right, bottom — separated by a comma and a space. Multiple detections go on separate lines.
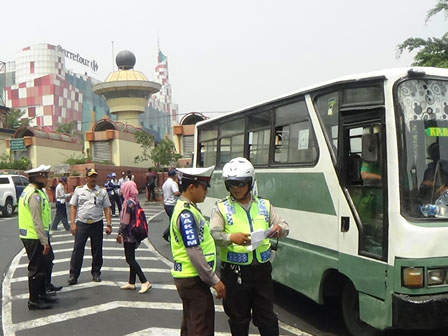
402, 267, 424, 288
427, 268, 445, 286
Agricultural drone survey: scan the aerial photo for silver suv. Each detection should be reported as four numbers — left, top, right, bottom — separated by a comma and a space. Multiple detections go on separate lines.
0, 175, 29, 216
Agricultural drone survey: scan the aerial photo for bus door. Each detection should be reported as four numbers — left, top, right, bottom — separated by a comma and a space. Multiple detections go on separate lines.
338, 110, 388, 295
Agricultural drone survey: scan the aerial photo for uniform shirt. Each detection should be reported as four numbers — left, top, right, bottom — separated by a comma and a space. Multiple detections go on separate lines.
29, 192, 49, 245
210, 194, 289, 248
174, 196, 220, 286
70, 184, 111, 223
55, 182, 70, 204
162, 178, 179, 206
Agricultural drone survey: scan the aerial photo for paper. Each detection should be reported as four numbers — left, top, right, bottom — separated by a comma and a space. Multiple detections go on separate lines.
246, 227, 275, 251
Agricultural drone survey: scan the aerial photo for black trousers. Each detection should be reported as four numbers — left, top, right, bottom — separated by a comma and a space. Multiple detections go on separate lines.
174, 276, 215, 336
110, 193, 122, 215
51, 202, 69, 231
162, 204, 175, 238
147, 183, 156, 201
22, 239, 54, 301
69, 220, 104, 279
124, 242, 147, 284
221, 261, 279, 336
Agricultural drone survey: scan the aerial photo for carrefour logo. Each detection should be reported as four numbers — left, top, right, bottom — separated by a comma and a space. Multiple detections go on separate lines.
58, 45, 99, 72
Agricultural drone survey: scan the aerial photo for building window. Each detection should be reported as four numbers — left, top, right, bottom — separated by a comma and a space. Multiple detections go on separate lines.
30, 61, 34, 74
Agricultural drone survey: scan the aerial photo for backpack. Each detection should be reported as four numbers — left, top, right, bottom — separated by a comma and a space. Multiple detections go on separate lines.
127, 200, 149, 242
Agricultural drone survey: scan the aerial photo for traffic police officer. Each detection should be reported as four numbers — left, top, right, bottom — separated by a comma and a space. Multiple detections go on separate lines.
68, 168, 112, 285
19, 164, 58, 310
170, 166, 226, 336
210, 157, 289, 336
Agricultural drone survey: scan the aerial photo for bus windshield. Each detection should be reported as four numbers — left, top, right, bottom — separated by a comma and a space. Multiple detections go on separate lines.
397, 78, 448, 219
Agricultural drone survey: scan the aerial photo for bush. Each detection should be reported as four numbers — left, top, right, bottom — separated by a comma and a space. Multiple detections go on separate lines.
0, 153, 31, 170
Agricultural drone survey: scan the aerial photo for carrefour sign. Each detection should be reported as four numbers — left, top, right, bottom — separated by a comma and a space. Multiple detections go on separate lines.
57, 45, 99, 72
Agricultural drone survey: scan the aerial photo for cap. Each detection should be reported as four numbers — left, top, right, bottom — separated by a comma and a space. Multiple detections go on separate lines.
60, 176, 68, 182
111, 172, 116, 177
177, 166, 215, 186
168, 169, 176, 177
86, 168, 98, 177
107, 174, 112, 179
25, 164, 51, 175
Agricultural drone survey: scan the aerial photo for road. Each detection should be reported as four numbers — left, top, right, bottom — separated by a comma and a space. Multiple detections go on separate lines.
1, 200, 447, 336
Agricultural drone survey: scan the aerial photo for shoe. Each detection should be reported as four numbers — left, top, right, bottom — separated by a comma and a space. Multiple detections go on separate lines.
162, 234, 170, 243
47, 283, 63, 292
38, 294, 59, 303
139, 282, 152, 294
92, 275, 102, 282
120, 283, 136, 290
28, 300, 53, 310
67, 277, 77, 285
46, 289, 56, 296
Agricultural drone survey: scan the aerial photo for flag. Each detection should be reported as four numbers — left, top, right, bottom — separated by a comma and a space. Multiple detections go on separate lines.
158, 50, 167, 63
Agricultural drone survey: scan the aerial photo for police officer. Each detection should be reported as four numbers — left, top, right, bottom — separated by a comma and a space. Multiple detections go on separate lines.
210, 157, 289, 336
19, 164, 58, 310
51, 176, 71, 231
67, 168, 112, 285
169, 166, 226, 336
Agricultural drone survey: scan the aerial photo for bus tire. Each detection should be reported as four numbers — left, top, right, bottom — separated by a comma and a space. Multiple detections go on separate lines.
341, 281, 381, 336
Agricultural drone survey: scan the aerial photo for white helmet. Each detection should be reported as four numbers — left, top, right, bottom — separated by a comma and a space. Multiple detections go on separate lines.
222, 157, 255, 190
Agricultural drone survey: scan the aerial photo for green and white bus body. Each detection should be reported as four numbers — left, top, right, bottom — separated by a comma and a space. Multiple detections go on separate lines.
194, 67, 448, 335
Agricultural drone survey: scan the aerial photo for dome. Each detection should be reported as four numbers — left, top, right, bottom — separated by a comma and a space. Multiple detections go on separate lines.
116, 50, 136, 70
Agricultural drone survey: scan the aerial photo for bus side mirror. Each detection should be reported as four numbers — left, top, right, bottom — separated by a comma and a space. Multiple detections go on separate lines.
362, 132, 378, 162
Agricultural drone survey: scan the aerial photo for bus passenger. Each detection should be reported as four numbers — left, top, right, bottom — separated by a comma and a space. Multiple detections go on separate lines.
210, 157, 289, 336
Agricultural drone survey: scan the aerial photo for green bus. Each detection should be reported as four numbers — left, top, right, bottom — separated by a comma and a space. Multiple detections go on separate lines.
194, 67, 448, 335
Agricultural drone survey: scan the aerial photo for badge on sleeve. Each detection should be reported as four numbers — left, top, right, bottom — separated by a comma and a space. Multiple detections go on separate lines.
179, 211, 199, 247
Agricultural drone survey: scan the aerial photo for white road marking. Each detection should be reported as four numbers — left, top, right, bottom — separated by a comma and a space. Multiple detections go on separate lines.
15, 256, 159, 268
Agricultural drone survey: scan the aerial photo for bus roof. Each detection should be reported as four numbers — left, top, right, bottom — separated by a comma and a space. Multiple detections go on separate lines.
196, 66, 448, 128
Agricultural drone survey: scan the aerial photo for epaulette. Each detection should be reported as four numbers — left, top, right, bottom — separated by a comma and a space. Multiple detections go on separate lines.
75, 185, 82, 189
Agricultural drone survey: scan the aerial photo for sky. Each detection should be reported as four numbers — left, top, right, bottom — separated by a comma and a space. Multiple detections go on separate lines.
1, 0, 446, 118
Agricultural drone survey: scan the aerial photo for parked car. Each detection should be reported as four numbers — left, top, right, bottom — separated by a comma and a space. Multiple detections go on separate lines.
0, 175, 29, 216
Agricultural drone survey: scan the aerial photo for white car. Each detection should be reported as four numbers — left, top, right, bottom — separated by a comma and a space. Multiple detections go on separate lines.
0, 175, 29, 217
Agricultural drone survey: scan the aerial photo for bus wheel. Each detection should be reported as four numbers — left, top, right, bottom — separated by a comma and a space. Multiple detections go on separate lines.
341, 281, 381, 336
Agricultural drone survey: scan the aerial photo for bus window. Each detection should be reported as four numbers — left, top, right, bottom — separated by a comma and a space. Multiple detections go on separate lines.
274, 101, 318, 164
219, 135, 244, 165
314, 91, 339, 155
200, 140, 217, 167
249, 129, 270, 165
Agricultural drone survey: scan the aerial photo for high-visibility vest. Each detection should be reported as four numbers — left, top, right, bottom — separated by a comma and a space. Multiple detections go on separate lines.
170, 200, 216, 278
217, 196, 271, 265
18, 185, 51, 239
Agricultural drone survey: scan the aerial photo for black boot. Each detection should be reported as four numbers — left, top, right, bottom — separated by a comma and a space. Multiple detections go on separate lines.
38, 294, 59, 303
28, 300, 53, 310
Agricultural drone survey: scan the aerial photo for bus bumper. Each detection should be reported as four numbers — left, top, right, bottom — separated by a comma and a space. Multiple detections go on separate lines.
392, 292, 448, 329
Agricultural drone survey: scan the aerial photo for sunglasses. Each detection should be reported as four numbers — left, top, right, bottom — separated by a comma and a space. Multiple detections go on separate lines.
226, 180, 248, 188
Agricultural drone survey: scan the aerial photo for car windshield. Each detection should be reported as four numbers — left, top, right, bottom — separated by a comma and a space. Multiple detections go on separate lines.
397, 78, 448, 219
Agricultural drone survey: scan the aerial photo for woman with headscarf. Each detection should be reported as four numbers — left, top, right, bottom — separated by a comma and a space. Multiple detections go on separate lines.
116, 181, 152, 293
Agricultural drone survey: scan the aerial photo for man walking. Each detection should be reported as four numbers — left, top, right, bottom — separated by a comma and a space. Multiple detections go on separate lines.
67, 168, 112, 285
161, 169, 180, 242
19, 164, 59, 310
210, 157, 289, 336
51, 176, 71, 231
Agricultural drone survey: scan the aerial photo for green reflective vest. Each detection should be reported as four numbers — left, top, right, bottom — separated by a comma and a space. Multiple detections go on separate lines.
18, 185, 51, 239
217, 196, 271, 265
170, 200, 216, 278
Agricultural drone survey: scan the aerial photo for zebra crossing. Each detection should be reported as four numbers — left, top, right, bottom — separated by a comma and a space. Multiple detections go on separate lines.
1, 202, 305, 336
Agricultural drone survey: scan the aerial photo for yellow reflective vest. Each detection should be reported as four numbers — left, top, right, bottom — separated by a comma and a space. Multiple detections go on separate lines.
18, 185, 51, 239
217, 196, 271, 265
170, 200, 216, 278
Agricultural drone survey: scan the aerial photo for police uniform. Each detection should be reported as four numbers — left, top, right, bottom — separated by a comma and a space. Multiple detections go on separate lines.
19, 164, 57, 310
68, 169, 111, 283
210, 194, 289, 336
169, 166, 220, 336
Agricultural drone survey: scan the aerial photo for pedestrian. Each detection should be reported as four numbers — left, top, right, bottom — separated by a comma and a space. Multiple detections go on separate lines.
161, 169, 180, 242
19, 164, 60, 310
105, 173, 122, 217
51, 176, 71, 231
127, 170, 135, 181
145, 168, 157, 202
170, 166, 225, 336
210, 157, 289, 336
116, 180, 152, 293
118, 171, 128, 204
67, 168, 112, 285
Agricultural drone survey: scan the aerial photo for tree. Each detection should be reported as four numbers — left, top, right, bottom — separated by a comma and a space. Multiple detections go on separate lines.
134, 130, 155, 163
397, 0, 448, 68
56, 121, 81, 137
7, 108, 33, 129
151, 138, 182, 169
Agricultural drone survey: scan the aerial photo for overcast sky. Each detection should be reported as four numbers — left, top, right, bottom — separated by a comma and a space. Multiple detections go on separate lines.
2, 0, 446, 117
